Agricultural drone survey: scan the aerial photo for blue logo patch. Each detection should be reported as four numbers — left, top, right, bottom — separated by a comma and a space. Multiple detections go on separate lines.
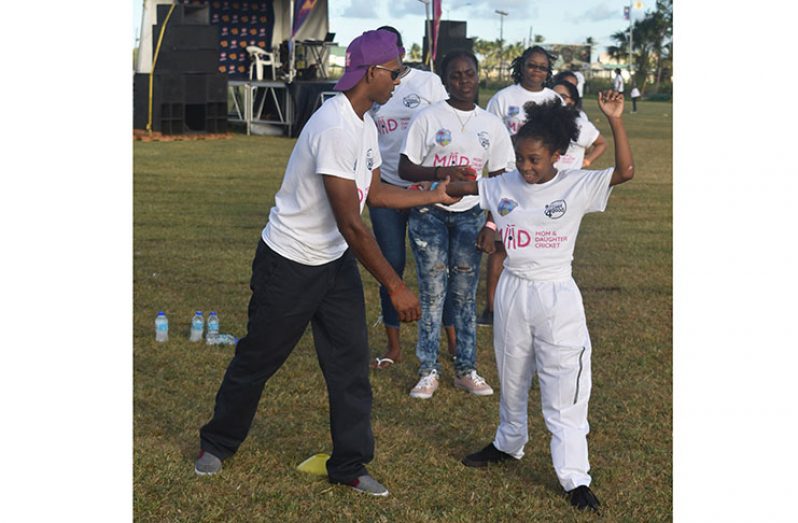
508, 106, 520, 116
403, 94, 421, 108
497, 198, 518, 216
544, 199, 567, 219
477, 131, 490, 150
435, 128, 452, 146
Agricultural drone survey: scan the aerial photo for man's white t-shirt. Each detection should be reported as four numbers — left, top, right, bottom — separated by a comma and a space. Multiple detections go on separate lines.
477, 167, 614, 281
613, 74, 625, 93
554, 115, 601, 171
486, 84, 561, 136
401, 100, 515, 212
262, 93, 381, 266
370, 68, 448, 187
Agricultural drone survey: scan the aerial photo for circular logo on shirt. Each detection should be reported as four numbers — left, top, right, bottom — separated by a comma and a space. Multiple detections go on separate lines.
366, 148, 374, 170
544, 200, 567, 219
435, 128, 452, 146
498, 198, 518, 216
508, 105, 520, 116
403, 94, 421, 108
478, 131, 490, 150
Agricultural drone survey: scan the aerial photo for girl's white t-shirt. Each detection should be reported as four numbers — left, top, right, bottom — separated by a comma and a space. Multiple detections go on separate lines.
554, 115, 601, 171
262, 93, 381, 266
486, 84, 561, 136
478, 167, 614, 281
401, 100, 515, 212
369, 68, 448, 187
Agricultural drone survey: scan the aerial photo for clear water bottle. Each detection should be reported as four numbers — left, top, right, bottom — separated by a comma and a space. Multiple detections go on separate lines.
155, 311, 168, 342
190, 311, 204, 342
207, 311, 220, 339
206, 333, 238, 346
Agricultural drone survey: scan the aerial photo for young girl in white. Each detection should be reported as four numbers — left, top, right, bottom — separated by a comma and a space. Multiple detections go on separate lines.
450, 92, 634, 511
480, 46, 562, 326
551, 80, 607, 171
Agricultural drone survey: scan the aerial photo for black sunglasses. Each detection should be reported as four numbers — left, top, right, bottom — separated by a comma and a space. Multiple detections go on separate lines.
373, 65, 402, 80
526, 63, 549, 72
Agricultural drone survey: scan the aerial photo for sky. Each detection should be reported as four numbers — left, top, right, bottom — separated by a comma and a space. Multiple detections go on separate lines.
133, 0, 646, 57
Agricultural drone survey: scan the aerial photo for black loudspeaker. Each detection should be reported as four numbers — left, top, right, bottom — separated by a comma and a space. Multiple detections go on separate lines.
133, 72, 228, 134
423, 20, 473, 72
153, 24, 219, 52
135, 4, 228, 134
424, 36, 474, 71
157, 4, 209, 26
438, 21, 467, 39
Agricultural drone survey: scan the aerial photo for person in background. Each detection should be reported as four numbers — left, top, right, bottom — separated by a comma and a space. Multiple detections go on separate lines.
367, 25, 454, 370
452, 91, 634, 512
571, 69, 586, 97
480, 46, 561, 326
399, 50, 515, 400
551, 70, 589, 119
612, 68, 625, 94
551, 80, 607, 170
630, 83, 641, 113
194, 30, 459, 497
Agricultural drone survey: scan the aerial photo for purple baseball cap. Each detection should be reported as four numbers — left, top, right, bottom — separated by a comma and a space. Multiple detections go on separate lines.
333, 30, 401, 91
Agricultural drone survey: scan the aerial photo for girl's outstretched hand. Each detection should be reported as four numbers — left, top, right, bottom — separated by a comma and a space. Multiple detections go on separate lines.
598, 90, 624, 119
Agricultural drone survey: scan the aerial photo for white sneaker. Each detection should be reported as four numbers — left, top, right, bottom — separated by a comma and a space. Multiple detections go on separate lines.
454, 370, 494, 396
410, 370, 440, 399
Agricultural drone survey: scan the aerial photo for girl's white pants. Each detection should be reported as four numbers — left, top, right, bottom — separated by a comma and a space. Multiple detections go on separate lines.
492, 271, 593, 491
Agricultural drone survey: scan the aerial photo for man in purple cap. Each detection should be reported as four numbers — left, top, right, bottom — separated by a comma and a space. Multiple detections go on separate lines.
195, 30, 459, 497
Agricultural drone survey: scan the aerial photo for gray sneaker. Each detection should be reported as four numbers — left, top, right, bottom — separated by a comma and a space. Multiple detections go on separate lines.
340, 474, 389, 497
194, 450, 222, 476
454, 370, 494, 396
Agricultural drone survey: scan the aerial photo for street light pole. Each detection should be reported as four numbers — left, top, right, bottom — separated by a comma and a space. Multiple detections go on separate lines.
495, 10, 508, 83
628, 0, 634, 82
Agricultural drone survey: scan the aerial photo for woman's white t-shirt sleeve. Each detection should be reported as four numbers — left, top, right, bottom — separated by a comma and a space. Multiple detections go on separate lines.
487, 123, 515, 173
577, 119, 601, 149
401, 113, 432, 166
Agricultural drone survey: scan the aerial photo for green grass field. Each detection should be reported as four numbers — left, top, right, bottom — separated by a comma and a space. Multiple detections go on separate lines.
133, 96, 672, 521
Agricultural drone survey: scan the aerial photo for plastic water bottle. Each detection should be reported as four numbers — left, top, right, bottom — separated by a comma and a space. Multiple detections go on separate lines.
155, 311, 168, 342
207, 311, 220, 338
206, 333, 238, 346
190, 311, 204, 342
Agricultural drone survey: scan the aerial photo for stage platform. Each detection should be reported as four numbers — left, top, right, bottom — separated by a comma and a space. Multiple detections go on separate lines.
228, 79, 337, 137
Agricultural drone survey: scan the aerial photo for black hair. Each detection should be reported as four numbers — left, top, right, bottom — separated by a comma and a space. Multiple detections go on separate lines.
515, 98, 579, 155
551, 70, 577, 85
438, 49, 479, 83
377, 25, 403, 49
552, 80, 582, 111
615, 68, 621, 74
510, 46, 554, 86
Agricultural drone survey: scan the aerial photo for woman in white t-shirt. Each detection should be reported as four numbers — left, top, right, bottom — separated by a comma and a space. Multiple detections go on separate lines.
398, 50, 515, 400
367, 26, 452, 370
480, 46, 561, 326
551, 80, 607, 171
449, 93, 635, 511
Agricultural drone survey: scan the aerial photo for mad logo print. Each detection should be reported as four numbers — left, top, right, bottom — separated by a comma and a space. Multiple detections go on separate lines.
544, 200, 567, 219
497, 198, 518, 216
